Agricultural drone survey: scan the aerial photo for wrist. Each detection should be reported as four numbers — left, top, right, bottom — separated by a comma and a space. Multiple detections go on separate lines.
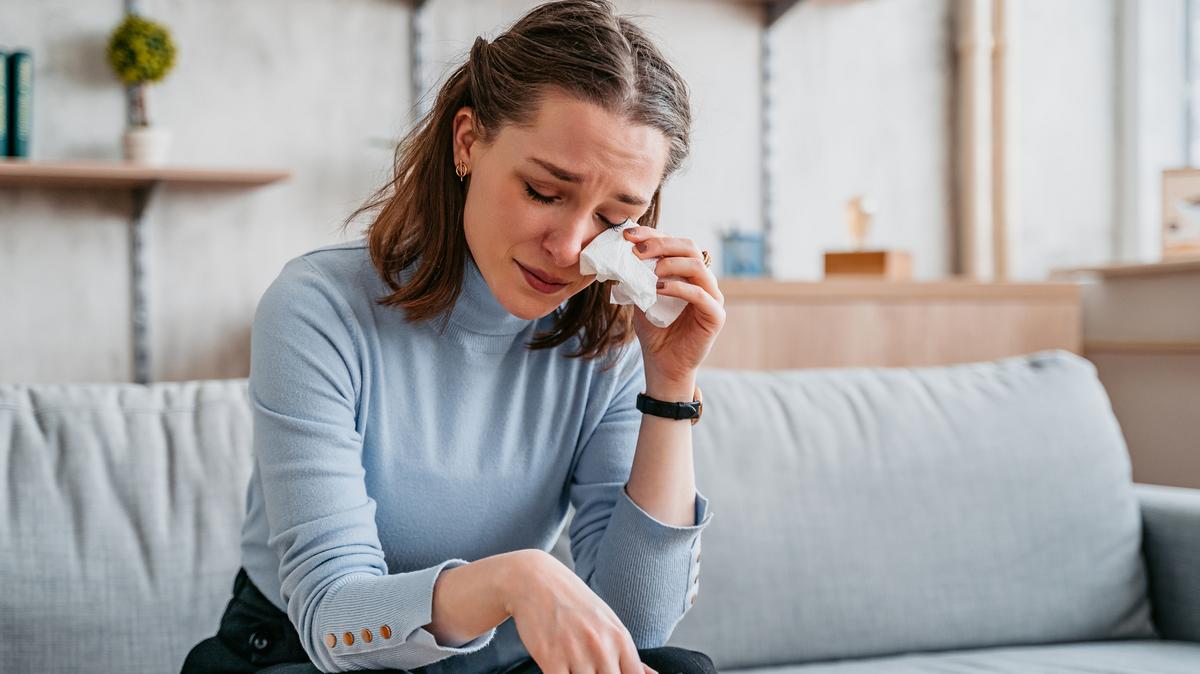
644, 372, 697, 402
497, 549, 547, 616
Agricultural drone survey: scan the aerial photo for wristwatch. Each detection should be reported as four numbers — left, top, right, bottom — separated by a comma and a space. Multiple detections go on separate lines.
636, 385, 703, 425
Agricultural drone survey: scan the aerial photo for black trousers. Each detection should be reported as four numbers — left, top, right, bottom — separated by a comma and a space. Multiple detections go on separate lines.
182, 567, 717, 674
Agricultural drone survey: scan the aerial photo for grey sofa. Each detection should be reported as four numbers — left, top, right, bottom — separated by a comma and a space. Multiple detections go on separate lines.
2, 349, 1198, 673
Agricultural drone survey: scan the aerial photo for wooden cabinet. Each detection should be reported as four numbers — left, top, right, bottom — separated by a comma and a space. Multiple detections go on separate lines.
1052, 259, 1200, 489
705, 278, 1081, 369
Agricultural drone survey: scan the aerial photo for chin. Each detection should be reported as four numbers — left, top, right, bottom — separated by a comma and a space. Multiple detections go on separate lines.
505, 295, 558, 320
502, 263, 576, 320
496, 279, 557, 320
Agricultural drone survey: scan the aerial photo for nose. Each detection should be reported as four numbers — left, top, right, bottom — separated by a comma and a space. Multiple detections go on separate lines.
542, 208, 599, 271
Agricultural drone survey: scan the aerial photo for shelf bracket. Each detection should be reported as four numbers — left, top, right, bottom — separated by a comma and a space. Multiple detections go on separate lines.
129, 180, 160, 384
765, 0, 803, 28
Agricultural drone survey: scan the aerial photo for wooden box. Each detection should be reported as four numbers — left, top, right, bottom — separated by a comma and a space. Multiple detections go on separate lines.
823, 250, 912, 280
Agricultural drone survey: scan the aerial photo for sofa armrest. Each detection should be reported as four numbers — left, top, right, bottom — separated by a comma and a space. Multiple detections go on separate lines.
1136, 483, 1200, 643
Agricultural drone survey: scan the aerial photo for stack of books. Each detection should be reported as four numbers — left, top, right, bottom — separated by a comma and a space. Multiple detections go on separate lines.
2, 48, 32, 158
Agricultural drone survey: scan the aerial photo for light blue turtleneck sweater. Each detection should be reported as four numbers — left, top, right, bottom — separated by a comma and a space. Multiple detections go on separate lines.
240, 238, 713, 673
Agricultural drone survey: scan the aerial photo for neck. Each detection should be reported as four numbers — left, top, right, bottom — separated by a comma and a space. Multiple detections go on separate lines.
436, 252, 539, 351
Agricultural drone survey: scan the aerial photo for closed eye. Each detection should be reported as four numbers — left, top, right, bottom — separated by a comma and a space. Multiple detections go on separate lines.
524, 182, 558, 205
523, 182, 623, 229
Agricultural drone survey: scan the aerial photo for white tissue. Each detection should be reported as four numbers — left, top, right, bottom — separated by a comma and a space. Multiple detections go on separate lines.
579, 219, 688, 328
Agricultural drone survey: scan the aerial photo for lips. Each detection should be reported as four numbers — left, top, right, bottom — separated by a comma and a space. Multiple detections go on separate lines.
517, 261, 570, 295
519, 262, 567, 286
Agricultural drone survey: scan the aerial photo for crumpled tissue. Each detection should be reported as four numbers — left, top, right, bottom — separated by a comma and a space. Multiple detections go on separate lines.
579, 219, 688, 328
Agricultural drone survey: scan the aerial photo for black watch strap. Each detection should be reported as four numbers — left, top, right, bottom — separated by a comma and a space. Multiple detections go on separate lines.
636, 389, 703, 424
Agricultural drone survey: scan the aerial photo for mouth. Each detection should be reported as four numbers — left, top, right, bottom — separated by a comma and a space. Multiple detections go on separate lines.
516, 261, 569, 294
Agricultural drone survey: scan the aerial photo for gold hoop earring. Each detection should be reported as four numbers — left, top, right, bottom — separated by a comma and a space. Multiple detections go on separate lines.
455, 161, 469, 182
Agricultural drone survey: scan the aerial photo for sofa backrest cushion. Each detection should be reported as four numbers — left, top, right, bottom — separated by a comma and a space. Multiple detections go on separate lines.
0, 380, 253, 674
664, 350, 1155, 669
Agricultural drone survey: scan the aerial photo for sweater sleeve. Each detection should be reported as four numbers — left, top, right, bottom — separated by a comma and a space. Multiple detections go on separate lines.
249, 257, 497, 673
566, 340, 714, 648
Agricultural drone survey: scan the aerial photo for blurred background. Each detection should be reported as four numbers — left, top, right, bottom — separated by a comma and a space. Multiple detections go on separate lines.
0, 1, 1197, 484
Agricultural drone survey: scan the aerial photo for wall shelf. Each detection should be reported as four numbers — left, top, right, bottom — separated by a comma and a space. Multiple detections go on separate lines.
0, 158, 290, 189
1, 158, 291, 384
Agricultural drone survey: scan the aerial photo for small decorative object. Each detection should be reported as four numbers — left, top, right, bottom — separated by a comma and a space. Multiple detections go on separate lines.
719, 226, 766, 278
1162, 168, 1200, 260
3, 49, 34, 158
106, 13, 177, 165
823, 194, 912, 280
844, 194, 876, 250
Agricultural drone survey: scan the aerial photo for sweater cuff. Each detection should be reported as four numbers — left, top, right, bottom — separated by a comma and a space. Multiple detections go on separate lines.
617, 486, 713, 534
313, 559, 497, 669
588, 486, 713, 647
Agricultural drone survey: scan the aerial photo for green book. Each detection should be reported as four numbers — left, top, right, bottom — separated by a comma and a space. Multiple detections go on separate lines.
8, 49, 32, 158
0, 49, 8, 156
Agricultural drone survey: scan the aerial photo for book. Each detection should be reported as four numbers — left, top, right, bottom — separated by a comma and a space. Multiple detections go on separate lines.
8, 49, 32, 158
0, 49, 8, 156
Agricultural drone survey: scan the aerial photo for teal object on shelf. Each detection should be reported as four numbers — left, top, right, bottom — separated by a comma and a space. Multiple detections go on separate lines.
7, 49, 32, 157
1, 50, 8, 156
720, 230, 766, 277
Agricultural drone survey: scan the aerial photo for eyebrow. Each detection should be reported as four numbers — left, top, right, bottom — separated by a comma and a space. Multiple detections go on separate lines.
527, 157, 649, 207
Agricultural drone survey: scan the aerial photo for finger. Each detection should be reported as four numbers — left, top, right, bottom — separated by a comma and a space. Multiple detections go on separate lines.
656, 278, 725, 331
596, 622, 636, 674
642, 665, 659, 674
617, 638, 644, 674
622, 225, 661, 241
630, 235, 702, 263
654, 256, 724, 305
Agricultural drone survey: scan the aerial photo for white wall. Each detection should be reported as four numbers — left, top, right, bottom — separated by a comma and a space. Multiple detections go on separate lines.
1007, 0, 1118, 280
1120, 0, 1189, 264
768, 0, 954, 280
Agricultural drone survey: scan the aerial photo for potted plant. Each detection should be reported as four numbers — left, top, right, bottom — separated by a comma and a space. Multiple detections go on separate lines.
106, 13, 177, 164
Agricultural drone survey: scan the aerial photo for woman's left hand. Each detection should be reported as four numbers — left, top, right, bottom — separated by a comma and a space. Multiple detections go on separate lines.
622, 226, 726, 391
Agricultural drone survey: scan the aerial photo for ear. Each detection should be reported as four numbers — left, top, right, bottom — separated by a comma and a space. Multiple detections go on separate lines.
452, 107, 479, 166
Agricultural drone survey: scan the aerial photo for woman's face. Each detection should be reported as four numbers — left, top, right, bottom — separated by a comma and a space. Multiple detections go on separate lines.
453, 89, 670, 321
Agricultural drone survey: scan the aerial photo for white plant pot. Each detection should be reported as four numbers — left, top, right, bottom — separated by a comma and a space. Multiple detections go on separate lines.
123, 126, 172, 165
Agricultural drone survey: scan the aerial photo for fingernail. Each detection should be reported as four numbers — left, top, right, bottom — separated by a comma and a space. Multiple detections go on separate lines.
656, 280, 665, 289
637, 242, 647, 253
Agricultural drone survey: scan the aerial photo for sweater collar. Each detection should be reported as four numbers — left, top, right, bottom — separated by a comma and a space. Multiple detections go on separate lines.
445, 252, 539, 337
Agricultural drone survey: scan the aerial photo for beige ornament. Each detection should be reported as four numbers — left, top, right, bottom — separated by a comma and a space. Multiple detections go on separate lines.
845, 195, 877, 250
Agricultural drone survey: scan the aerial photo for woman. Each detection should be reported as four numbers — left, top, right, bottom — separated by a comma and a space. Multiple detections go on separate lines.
182, 1, 723, 672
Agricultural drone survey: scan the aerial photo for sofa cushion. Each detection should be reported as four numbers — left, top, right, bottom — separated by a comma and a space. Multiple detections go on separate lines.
0, 379, 253, 674
726, 640, 1200, 673
665, 350, 1155, 669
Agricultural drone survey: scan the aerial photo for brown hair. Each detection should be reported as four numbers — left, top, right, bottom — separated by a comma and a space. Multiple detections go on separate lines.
339, 0, 692, 365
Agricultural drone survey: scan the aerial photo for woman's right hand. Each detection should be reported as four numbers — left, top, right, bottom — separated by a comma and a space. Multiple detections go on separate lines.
504, 550, 659, 674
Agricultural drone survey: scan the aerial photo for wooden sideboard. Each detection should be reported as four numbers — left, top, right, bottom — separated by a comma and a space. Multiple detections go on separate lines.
1050, 259, 1200, 489
704, 277, 1082, 369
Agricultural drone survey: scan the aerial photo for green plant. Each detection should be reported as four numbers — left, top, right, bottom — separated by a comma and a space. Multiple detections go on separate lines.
106, 13, 177, 126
